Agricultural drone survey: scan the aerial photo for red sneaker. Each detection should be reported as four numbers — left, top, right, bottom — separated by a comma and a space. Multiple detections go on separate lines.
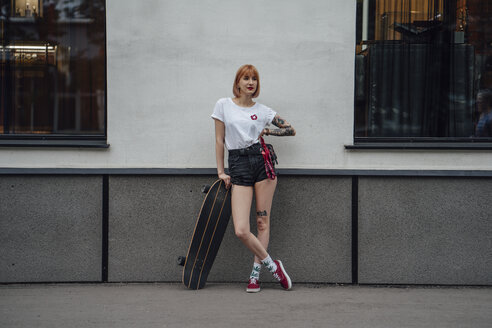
273, 260, 292, 290
246, 278, 260, 293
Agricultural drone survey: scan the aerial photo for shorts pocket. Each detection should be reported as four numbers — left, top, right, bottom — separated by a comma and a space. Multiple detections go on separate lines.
228, 154, 240, 165
228, 154, 240, 162
228, 154, 240, 171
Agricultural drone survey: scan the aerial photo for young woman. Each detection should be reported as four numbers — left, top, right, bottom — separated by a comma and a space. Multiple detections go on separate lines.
211, 64, 296, 292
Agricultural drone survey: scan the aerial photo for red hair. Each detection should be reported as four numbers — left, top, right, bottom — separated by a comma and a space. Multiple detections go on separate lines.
233, 64, 260, 98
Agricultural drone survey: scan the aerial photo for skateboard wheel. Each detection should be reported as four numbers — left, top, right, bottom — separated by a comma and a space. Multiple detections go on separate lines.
201, 185, 211, 193
177, 256, 186, 266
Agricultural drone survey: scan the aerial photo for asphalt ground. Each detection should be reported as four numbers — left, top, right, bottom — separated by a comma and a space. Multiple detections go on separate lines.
1, 283, 491, 328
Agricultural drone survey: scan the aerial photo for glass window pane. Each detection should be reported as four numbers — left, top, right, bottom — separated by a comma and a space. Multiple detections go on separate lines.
355, 0, 492, 140
1, 0, 106, 136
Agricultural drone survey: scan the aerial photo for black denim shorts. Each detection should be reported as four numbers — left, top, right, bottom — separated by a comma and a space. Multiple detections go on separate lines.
228, 143, 277, 186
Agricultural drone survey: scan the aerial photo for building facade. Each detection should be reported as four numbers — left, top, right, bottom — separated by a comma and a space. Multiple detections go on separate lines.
1, 0, 491, 285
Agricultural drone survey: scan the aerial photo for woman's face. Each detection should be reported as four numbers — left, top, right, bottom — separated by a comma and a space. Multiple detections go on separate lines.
237, 74, 258, 96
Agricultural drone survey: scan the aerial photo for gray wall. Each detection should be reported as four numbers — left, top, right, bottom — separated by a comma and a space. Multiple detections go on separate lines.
108, 176, 352, 283
1, 174, 491, 285
358, 177, 492, 285
0, 176, 102, 283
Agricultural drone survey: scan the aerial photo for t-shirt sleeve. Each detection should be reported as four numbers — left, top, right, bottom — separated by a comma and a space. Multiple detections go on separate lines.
265, 107, 277, 126
211, 99, 224, 122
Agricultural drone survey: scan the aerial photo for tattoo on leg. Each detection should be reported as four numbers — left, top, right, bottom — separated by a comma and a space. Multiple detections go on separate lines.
256, 210, 267, 217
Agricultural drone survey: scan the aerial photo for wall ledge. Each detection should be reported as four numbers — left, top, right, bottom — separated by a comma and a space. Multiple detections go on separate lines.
0, 168, 491, 177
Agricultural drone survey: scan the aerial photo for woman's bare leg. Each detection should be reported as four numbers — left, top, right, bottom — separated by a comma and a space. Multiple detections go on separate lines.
231, 184, 269, 260
253, 177, 277, 264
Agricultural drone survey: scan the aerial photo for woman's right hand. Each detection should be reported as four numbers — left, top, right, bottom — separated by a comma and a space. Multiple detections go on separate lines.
218, 172, 231, 189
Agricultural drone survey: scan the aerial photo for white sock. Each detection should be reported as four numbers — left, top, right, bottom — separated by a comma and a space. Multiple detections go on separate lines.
261, 255, 277, 273
249, 262, 261, 281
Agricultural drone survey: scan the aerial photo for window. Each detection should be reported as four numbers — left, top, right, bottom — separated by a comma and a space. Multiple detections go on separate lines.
354, 0, 492, 145
0, 0, 107, 147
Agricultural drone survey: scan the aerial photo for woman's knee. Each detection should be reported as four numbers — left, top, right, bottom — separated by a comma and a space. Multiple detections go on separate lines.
235, 228, 250, 241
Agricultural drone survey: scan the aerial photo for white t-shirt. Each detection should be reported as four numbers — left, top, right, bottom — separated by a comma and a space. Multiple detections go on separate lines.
211, 97, 277, 150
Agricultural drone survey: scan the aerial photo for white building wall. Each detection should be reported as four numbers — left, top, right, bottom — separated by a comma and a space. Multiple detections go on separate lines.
1, 0, 491, 170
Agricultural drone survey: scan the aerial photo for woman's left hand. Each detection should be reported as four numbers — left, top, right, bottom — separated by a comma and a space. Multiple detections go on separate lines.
259, 128, 269, 137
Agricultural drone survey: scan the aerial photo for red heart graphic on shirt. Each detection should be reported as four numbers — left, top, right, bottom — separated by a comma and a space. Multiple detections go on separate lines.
251, 115, 257, 120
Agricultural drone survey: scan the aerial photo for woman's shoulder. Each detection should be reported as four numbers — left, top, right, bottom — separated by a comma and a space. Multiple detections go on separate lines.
216, 97, 230, 105
256, 102, 275, 112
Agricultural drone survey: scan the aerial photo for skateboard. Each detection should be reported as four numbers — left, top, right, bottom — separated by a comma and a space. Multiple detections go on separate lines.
178, 179, 232, 289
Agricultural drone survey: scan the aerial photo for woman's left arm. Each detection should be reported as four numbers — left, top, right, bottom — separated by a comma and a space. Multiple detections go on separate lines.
263, 115, 296, 136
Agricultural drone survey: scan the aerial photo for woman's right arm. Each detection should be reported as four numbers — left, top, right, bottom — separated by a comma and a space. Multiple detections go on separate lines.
214, 119, 231, 188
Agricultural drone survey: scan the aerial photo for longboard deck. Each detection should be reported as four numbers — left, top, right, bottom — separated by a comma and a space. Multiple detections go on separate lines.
182, 179, 232, 289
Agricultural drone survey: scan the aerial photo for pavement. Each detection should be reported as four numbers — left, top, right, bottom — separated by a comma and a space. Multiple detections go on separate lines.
1, 283, 491, 328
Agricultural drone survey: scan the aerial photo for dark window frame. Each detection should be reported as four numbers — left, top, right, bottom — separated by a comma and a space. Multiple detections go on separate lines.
0, 0, 108, 148
352, 0, 492, 149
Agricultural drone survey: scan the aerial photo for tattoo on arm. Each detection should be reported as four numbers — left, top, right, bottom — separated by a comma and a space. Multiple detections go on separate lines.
256, 210, 268, 217
267, 127, 296, 136
272, 115, 291, 128
267, 115, 296, 136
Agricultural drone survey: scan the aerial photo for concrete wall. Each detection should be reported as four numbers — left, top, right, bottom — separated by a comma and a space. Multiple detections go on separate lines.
108, 176, 352, 283
2, 174, 491, 285
0, 176, 102, 283
108, 176, 213, 282
1, 0, 491, 171
358, 177, 492, 285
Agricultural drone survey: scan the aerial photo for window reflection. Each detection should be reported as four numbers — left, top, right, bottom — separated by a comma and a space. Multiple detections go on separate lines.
13, 0, 43, 18
0, 0, 105, 136
475, 89, 492, 137
355, 0, 492, 140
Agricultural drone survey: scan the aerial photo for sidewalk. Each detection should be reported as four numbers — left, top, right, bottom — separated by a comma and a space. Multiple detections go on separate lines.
1, 283, 491, 328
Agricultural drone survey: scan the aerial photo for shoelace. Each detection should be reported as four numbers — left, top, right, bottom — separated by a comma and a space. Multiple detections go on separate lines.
272, 273, 281, 281
249, 278, 257, 284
